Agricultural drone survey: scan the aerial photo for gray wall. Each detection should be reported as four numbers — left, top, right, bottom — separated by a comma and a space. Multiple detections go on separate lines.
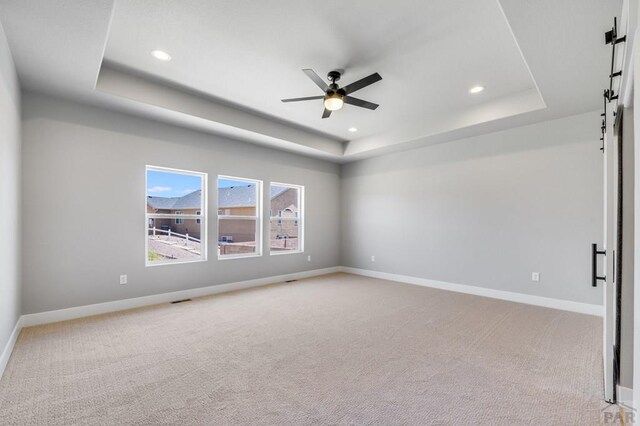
21, 99, 606, 314
0, 22, 20, 355
21, 93, 340, 314
341, 111, 604, 306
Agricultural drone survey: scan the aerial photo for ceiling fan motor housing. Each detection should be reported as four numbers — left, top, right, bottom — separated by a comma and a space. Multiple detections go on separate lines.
326, 72, 345, 98
327, 70, 341, 83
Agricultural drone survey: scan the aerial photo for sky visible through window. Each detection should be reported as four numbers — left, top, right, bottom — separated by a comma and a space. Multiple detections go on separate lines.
147, 171, 253, 198
147, 170, 202, 198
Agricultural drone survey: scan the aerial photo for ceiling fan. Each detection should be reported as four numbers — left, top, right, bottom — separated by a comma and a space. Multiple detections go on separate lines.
282, 69, 382, 118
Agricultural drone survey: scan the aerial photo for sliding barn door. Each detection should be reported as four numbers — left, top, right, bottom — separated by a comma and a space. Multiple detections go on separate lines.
604, 104, 624, 403
601, 106, 622, 403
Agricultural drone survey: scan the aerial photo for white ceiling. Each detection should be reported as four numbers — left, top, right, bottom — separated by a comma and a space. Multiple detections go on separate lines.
0, 0, 623, 162
104, 0, 540, 141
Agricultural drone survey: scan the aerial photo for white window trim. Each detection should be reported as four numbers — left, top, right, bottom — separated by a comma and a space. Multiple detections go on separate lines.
218, 252, 263, 261
269, 182, 304, 256
217, 175, 263, 259
145, 165, 208, 267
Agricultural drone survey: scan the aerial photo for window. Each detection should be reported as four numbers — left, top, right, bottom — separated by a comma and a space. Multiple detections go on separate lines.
270, 183, 303, 254
217, 175, 262, 259
146, 166, 207, 266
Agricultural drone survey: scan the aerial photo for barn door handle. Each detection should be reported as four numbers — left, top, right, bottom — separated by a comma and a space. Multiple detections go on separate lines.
592, 243, 606, 287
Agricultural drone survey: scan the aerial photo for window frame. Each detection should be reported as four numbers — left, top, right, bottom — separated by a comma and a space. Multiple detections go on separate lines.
175, 211, 184, 224
217, 175, 263, 260
269, 182, 304, 256
145, 165, 208, 267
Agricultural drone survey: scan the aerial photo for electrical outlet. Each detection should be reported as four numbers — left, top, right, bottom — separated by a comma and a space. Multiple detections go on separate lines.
531, 272, 540, 282
307, 255, 311, 262
371, 255, 376, 262
119, 274, 127, 285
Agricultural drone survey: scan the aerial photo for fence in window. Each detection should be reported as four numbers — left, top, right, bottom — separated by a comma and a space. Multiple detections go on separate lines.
147, 214, 204, 262
149, 226, 201, 243
146, 166, 207, 265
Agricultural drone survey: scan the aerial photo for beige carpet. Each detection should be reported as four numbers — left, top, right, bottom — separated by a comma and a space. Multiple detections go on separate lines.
0, 273, 609, 425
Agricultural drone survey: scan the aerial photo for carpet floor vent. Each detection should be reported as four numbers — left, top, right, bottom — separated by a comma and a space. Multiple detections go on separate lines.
171, 299, 192, 304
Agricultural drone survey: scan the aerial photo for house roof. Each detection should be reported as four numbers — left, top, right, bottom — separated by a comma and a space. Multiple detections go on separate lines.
147, 190, 203, 210
147, 185, 290, 210
218, 185, 288, 208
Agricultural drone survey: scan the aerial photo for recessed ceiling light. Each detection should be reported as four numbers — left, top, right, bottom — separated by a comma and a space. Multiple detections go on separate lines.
469, 85, 484, 94
151, 50, 172, 61
348, 127, 358, 132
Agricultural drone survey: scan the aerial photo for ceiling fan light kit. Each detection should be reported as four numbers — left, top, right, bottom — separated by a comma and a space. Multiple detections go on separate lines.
282, 69, 382, 119
324, 93, 344, 111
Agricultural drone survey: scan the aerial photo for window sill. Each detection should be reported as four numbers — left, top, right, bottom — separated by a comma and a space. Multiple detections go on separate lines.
218, 253, 263, 261
270, 250, 304, 256
146, 258, 207, 267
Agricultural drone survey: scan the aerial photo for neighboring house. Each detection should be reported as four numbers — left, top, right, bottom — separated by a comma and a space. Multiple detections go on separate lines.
217, 185, 299, 245
147, 190, 202, 239
269, 187, 299, 250
217, 185, 258, 244
147, 186, 299, 245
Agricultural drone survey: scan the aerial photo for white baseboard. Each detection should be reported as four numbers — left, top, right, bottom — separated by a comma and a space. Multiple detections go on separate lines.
618, 385, 634, 409
0, 317, 23, 380
339, 267, 603, 317
4, 265, 600, 380
1, 267, 339, 379
20, 266, 340, 328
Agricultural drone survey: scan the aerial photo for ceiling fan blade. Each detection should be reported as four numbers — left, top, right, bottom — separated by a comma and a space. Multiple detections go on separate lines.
322, 108, 332, 119
343, 96, 379, 110
281, 95, 324, 103
303, 69, 329, 92
342, 72, 382, 95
